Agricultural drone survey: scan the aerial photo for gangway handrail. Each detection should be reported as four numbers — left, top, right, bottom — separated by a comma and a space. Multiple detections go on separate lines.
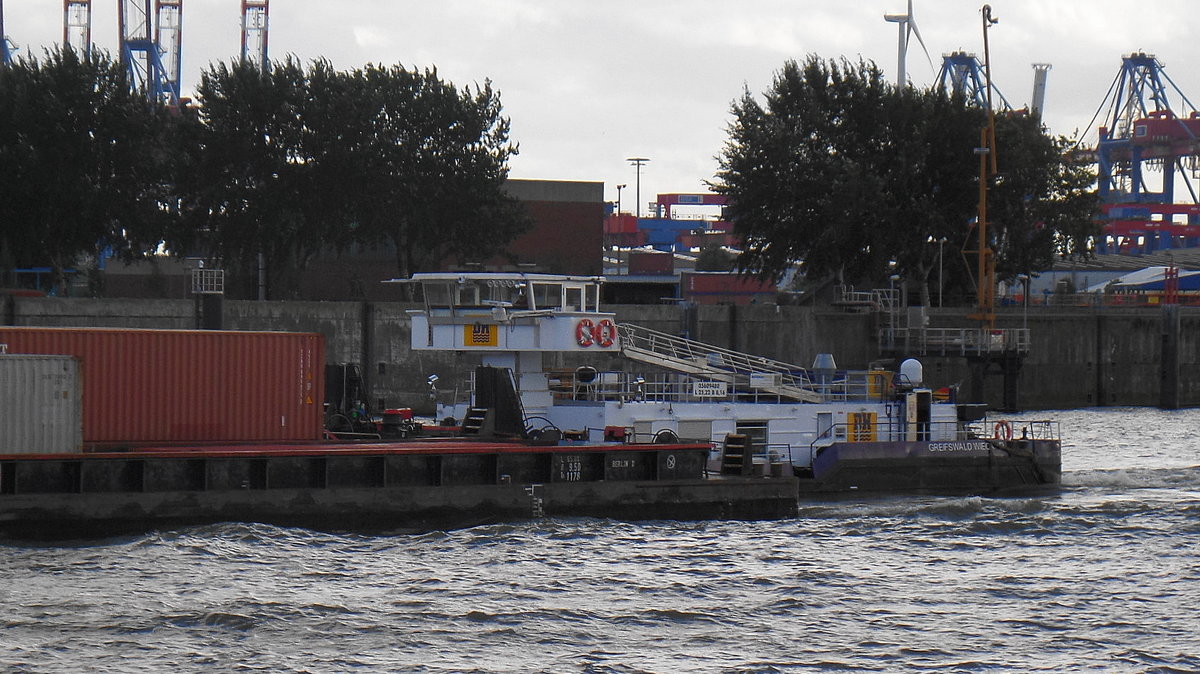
616, 323, 824, 402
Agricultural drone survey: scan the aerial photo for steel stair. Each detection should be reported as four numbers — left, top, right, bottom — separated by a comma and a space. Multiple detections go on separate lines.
616, 323, 823, 403
719, 434, 754, 476
460, 407, 491, 435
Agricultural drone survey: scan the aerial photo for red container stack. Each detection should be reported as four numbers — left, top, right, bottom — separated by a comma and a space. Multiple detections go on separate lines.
0, 327, 325, 446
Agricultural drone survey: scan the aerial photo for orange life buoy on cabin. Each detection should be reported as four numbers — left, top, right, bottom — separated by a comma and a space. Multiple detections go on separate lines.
993, 420, 1013, 441
595, 319, 617, 348
576, 319, 596, 347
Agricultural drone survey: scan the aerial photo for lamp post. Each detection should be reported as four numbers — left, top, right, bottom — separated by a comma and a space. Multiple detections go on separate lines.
626, 157, 649, 218
938, 237, 947, 308
616, 184, 626, 215
1017, 273, 1030, 331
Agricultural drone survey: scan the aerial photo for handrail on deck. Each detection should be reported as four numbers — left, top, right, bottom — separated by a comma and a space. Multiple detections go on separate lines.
616, 323, 822, 402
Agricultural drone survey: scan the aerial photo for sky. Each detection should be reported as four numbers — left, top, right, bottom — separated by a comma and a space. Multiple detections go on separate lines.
5, 1, 1200, 217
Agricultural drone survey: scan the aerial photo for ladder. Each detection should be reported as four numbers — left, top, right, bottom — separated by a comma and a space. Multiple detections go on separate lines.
616, 323, 823, 403
719, 434, 754, 476
460, 407, 491, 435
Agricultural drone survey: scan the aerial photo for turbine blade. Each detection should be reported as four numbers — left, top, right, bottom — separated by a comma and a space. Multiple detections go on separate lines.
908, 19, 934, 74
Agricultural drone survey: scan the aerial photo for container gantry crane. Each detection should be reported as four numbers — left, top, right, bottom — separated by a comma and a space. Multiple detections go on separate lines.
1091, 52, 1200, 253
118, 0, 181, 106
1, 0, 17, 65
64, 0, 92, 56
241, 0, 268, 67
936, 50, 1012, 110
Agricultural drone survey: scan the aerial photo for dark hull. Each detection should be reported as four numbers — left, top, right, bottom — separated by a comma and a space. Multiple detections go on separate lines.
0, 441, 797, 540
799, 438, 1061, 494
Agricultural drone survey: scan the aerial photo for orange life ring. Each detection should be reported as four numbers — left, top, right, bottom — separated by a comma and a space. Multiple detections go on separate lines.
993, 420, 1012, 441
576, 319, 595, 347
595, 319, 617, 347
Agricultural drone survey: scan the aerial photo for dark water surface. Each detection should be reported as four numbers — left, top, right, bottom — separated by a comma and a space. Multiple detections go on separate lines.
3, 408, 1199, 672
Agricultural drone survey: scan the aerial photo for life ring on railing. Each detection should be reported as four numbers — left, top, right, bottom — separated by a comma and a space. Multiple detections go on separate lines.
993, 420, 1013, 441
576, 319, 595, 347
595, 319, 617, 348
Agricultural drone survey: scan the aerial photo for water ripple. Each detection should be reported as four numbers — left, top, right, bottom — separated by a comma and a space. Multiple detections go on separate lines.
2, 409, 1200, 671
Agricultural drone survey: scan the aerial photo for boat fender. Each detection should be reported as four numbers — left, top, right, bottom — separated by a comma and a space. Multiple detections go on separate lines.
993, 420, 1013, 441
576, 319, 595, 347
595, 319, 617, 348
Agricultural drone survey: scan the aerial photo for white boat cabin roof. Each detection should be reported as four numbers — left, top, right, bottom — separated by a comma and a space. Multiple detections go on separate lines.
387, 273, 607, 313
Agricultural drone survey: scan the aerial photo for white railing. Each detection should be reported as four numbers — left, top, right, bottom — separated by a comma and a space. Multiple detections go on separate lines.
617, 323, 822, 401
555, 371, 892, 404
880, 327, 1030, 355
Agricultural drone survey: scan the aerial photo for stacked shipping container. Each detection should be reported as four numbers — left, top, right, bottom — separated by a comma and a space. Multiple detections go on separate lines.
0, 355, 82, 454
0, 328, 325, 447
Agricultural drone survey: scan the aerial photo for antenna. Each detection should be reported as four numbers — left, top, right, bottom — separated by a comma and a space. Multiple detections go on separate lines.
883, 0, 932, 86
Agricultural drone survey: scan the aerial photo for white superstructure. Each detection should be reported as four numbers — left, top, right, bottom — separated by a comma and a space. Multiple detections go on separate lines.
395, 273, 964, 471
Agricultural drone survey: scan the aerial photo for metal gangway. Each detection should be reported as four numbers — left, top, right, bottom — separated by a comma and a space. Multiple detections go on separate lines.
616, 324, 824, 403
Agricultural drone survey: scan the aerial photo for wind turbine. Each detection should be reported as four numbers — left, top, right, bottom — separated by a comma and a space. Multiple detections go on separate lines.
884, 0, 933, 86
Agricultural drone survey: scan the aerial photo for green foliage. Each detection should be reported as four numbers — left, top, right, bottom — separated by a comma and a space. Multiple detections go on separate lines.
2, 53, 526, 296
695, 243, 735, 271
178, 58, 526, 288
0, 48, 174, 289
323, 63, 526, 279
989, 114, 1099, 280
712, 55, 1098, 299
181, 58, 321, 282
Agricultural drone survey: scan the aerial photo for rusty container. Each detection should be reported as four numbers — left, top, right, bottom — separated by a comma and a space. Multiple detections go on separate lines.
0, 328, 325, 445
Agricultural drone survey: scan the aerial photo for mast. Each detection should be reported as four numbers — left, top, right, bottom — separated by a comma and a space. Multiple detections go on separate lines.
970, 4, 999, 329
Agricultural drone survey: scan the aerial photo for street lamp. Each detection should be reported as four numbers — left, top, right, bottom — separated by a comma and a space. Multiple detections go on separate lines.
938, 237, 947, 308
1017, 273, 1030, 331
626, 157, 649, 218
616, 184, 627, 215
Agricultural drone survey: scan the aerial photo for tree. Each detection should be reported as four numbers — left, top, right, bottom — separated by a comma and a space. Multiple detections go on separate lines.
695, 243, 735, 271
180, 60, 528, 296
0, 48, 174, 292
712, 55, 1098, 304
339, 64, 527, 281
180, 58, 320, 294
989, 113, 1098, 281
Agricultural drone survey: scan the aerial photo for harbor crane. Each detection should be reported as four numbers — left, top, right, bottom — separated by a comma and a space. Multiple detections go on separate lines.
1, 0, 17, 65
1086, 53, 1200, 253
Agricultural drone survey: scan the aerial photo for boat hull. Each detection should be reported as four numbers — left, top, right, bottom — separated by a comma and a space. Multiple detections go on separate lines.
798, 438, 1061, 494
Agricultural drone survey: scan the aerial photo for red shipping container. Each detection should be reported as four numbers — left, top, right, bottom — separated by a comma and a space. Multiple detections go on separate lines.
682, 272, 777, 305
0, 328, 325, 445
603, 214, 639, 235
628, 251, 674, 276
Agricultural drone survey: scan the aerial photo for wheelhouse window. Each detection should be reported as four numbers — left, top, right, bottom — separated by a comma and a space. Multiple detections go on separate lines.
531, 283, 562, 310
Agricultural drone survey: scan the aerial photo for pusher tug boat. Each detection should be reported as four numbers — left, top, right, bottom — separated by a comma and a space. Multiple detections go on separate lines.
398, 272, 1061, 494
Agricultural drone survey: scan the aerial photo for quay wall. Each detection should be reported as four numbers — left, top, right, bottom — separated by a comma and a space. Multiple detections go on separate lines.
2, 295, 1197, 411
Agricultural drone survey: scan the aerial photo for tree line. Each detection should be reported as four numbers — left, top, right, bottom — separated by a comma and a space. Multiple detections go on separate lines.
0, 48, 527, 296
3, 50, 1098, 305
713, 56, 1098, 304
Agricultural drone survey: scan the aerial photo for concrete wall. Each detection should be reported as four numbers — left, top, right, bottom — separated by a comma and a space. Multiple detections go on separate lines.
4, 296, 1197, 411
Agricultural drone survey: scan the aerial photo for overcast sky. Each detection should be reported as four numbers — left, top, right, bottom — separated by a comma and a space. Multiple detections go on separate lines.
6, 1, 1199, 216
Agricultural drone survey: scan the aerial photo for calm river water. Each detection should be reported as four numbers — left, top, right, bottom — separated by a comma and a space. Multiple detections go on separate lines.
2, 407, 1199, 672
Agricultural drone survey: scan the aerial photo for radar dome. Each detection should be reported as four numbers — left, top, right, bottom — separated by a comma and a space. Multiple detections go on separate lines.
899, 358, 924, 387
